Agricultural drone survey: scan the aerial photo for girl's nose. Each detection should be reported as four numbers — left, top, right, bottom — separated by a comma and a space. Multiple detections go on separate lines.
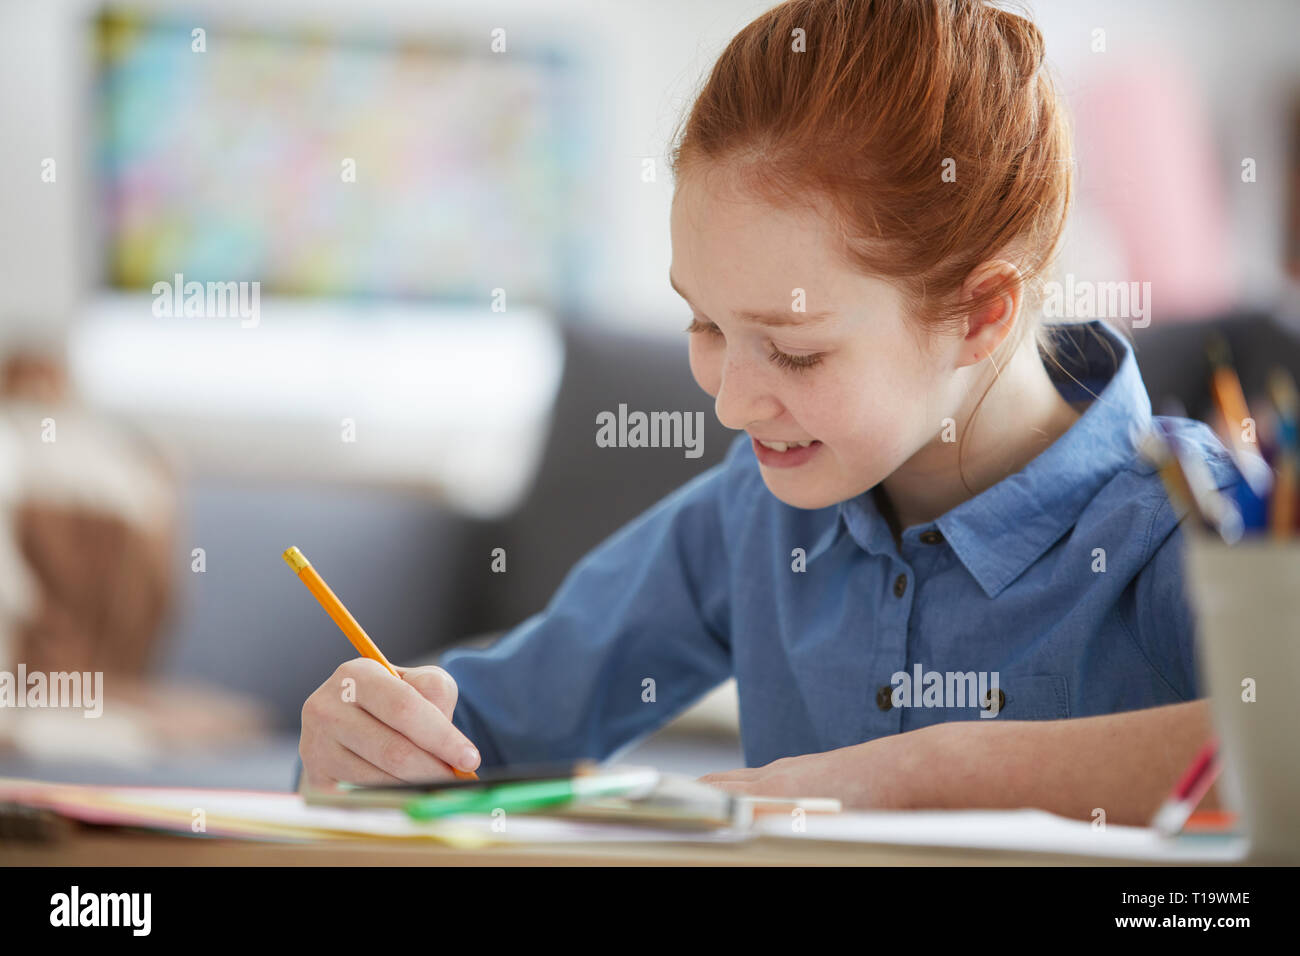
712, 350, 780, 431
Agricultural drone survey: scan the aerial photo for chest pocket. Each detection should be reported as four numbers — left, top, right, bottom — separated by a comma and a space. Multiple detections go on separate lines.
984, 674, 1070, 720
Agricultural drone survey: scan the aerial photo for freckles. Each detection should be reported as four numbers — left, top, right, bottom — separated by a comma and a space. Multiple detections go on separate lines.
794, 381, 850, 439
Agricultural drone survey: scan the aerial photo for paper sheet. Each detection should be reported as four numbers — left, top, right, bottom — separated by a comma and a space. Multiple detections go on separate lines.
0, 778, 1247, 859
752, 808, 1248, 861
0, 778, 749, 846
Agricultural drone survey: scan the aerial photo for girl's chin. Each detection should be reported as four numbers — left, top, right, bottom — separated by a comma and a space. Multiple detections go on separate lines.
759, 478, 846, 511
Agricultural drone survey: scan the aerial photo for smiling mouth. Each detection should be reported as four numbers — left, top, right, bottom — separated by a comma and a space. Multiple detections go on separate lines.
754, 439, 818, 452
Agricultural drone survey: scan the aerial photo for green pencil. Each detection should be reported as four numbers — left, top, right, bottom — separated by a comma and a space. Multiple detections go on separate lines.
403, 768, 658, 821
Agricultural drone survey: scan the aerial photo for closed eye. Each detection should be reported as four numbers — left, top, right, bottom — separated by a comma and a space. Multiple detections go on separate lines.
767, 346, 823, 372
686, 316, 824, 373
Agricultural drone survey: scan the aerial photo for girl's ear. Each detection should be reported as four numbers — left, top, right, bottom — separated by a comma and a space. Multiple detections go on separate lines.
958, 259, 1023, 366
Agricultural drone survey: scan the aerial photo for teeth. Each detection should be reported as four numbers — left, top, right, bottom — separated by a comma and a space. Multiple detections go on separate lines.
758, 439, 814, 451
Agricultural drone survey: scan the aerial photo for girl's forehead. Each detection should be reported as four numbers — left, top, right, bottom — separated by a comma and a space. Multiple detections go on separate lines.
671, 186, 846, 267
670, 170, 907, 311
673, 169, 836, 223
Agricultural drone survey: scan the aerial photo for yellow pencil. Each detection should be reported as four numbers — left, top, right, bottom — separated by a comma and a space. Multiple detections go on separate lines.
283, 546, 478, 780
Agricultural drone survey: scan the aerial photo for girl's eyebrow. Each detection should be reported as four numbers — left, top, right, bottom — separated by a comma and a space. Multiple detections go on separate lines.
669, 271, 833, 327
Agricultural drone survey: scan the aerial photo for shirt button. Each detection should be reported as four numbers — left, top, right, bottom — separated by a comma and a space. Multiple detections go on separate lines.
919, 530, 943, 545
981, 689, 1007, 712
875, 686, 894, 711
893, 573, 907, 597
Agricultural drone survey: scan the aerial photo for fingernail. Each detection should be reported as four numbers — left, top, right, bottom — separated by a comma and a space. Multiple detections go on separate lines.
460, 746, 480, 770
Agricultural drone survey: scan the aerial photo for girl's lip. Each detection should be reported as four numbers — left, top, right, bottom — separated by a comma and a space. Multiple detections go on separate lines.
750, 437, 823, 468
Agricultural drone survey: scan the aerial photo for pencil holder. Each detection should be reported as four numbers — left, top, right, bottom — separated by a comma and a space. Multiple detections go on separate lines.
1183, 531, 1300, 863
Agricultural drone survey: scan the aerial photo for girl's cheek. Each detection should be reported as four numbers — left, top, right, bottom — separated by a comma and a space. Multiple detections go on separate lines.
811, 376, 892, 449
795, 373, 853, 433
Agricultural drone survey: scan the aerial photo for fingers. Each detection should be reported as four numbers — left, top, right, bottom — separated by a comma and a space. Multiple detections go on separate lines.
698, 767, 760, 783
328, 658, 480, 773
396, 665, 459, 717
326, 696, 461, 782
299, 730, 404, 791
311, 739, 407, 788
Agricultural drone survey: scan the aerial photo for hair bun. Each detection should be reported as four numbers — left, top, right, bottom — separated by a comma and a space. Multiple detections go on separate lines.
673, 0, 1073, 338
985, 3, 1048, 86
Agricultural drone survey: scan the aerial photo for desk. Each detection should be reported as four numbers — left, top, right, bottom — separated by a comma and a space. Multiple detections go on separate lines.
0, 826, 1232, 866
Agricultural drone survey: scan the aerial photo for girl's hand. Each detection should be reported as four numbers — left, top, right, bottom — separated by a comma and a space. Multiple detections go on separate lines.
698, 727, 939, 809
298, 658, 481, 790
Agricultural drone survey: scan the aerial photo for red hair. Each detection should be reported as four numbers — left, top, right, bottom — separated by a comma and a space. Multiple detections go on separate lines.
670, 0, 1076, 364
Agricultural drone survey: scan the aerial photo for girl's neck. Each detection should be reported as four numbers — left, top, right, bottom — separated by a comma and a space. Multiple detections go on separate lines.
877, 332, 1083, 538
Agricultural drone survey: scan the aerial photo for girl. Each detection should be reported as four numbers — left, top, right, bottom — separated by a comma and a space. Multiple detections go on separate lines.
298, 0, 1239, 825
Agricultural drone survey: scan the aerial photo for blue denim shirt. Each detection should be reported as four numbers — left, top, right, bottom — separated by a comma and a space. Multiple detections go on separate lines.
294, 319, 1239, 787
439, 319, 1239, 770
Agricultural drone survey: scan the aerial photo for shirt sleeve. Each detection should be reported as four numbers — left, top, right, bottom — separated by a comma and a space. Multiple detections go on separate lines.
1133, 506, 1202, 700
438, 435, 746, 768
1133, 434, 1247, 702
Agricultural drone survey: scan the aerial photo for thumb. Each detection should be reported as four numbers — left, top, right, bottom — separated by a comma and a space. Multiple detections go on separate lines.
394, 664, 459, 718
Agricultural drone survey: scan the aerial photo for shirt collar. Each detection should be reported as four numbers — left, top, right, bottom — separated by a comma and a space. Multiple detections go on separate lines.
808, 320, 1152, 597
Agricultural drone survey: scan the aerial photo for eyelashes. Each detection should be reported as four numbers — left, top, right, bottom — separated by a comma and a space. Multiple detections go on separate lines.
767, 346, 824, 372
684, 317, 824, 373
